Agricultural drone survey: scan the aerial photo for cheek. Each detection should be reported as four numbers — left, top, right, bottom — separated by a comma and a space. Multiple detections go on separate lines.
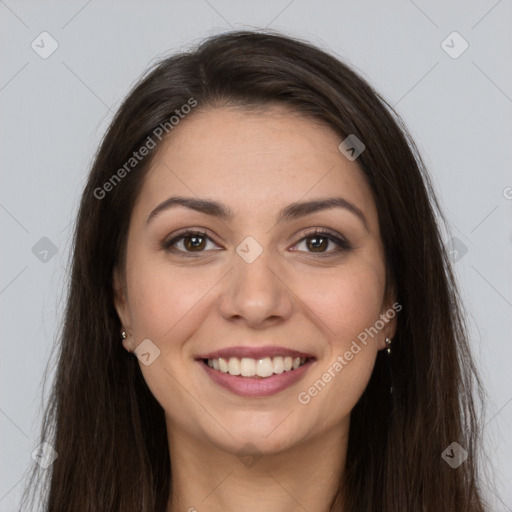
125, 250, 208, 340
295, 257, 386, 346
293, 257, 386, 421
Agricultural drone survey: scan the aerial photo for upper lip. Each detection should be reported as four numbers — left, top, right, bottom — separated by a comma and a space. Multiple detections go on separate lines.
196, 345, 315, 360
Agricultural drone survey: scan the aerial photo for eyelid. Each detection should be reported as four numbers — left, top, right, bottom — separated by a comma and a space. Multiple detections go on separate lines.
292, 227, 352, 254
161, 228, 220, 251
298, 227, 349, 243
161, 227, 351, 255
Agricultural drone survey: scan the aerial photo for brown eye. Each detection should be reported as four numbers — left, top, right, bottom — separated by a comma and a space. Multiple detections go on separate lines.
305, 235, 329, 252
293, 229, 351, 255
162, 230, 222, 256
183, 235, 207, 251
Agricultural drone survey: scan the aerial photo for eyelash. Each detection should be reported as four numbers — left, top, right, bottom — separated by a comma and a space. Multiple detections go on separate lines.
161, 228, 351, 258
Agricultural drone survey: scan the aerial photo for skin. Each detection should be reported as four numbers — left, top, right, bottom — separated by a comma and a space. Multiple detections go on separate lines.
113, 106, 397, 512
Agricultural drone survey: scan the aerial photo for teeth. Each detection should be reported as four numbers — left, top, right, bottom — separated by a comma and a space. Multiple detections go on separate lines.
219, 357, 229, 373
257, 357, 274, 377
272, 356, 284, 374
240, 358, 256, 377
206, 356, 309, 378
228, 357, 241, 375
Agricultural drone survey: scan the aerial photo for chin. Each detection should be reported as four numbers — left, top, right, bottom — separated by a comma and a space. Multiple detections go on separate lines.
203, 412, 309, 456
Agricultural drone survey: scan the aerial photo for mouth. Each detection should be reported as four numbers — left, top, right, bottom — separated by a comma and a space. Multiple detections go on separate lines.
202, 356, 310, 378
196, 346, 316, 397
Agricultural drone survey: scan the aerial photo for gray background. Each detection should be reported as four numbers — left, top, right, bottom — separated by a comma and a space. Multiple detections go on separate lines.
1, 1, 511, 510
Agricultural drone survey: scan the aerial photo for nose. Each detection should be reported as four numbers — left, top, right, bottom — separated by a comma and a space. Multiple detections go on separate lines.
218, 247, 293, 329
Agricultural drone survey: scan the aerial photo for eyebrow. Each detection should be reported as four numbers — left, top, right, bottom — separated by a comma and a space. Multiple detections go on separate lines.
146, 195, 369, 231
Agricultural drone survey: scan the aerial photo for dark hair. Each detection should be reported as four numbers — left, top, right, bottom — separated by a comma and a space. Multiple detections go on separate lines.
21, 29, 488, 511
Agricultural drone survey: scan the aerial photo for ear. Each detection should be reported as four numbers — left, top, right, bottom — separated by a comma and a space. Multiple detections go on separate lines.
113, 266, 134, 351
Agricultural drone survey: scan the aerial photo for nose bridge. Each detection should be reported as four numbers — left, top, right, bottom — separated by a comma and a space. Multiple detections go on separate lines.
218, 237, 293, 326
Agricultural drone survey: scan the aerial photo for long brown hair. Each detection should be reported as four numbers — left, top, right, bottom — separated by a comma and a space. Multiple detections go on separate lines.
21, 29, 488, 511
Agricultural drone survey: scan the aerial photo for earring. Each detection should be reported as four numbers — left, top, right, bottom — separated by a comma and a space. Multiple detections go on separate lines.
385, 337, 393, 395
121, 330, 134, 354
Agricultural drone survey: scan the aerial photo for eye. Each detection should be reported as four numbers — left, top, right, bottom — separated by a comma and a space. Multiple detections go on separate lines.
161, 228, 351, 257
292, 229, 351, 255
161, 230, 221, 256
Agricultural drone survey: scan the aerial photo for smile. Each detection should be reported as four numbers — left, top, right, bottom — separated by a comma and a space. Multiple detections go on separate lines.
197, 348, 315, 396
204, 356, 309, 378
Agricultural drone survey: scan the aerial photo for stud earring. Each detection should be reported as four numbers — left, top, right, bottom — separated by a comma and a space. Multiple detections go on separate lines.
385, 337, 393, 395
120, 330, 134, 353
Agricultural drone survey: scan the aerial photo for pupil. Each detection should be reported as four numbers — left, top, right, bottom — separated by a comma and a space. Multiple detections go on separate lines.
183, 235, 328, 252
185, 236, 205, 251
308, 236, 327, 252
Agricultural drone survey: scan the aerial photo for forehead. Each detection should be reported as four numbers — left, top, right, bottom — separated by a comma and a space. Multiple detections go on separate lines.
132, 106, 378, 228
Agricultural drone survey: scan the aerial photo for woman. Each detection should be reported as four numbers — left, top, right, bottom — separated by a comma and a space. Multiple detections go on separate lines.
22, 30, 488, 511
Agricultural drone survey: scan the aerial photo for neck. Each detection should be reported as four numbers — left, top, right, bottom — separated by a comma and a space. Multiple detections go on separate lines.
166, 417, 349, 512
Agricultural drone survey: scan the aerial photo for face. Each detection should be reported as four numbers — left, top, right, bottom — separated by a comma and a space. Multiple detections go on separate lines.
113, 106, 397, 456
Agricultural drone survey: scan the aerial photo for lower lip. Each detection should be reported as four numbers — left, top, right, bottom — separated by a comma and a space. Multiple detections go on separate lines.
199, 359, 315, 397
